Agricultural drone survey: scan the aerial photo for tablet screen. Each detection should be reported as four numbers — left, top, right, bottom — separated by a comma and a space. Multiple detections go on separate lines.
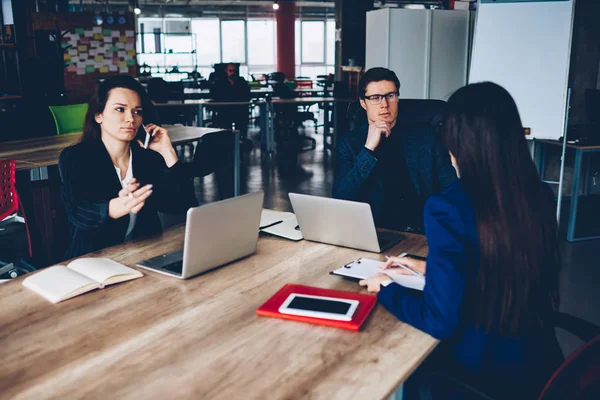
287, 296, 352, 315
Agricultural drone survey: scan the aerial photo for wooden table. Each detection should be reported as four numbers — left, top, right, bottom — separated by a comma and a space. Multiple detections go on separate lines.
0, 126, 225, 171
0, 229, 437, 399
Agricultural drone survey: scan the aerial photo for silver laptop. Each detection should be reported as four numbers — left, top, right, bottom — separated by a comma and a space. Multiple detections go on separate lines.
288, 193, 404, 253
137, 191, 264, 279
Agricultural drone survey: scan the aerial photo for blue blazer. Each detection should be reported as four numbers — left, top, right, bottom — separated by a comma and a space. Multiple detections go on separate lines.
59, 140, 197, 259
332, 122, 457, 221
378, 181, 562, 396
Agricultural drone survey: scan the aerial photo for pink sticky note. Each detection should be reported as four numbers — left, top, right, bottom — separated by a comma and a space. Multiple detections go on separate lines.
126, 37, 134, 44
79, 38, 90, 45
67, 65, 77, 73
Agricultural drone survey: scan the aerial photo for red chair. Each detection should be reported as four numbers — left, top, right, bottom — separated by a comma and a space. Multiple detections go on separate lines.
538, 314, 600, 399
0, 159, 34, 279
425, 312, 600, 400
0, 159, 19, 221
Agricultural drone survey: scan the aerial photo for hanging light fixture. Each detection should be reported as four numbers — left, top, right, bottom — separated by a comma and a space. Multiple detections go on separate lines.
273, 1, 280, 11
134, 0, 141, 15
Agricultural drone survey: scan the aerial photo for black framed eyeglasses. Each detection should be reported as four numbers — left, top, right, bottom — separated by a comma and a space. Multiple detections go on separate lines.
363, 92, 399, 105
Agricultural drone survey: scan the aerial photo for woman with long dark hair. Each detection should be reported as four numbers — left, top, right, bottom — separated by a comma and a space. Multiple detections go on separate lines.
59, 75, 197, 259
359, 82, 563, 397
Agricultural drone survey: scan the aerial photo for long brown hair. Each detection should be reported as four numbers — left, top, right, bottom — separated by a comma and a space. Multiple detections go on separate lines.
441, 82, 559, 336
81, 75, 156, 143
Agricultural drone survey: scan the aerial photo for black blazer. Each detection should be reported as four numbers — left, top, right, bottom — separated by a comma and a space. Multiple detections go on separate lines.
333, 122, 457, 222
58, 139, 197, 259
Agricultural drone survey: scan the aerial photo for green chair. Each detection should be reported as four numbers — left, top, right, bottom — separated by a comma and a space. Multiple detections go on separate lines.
48, 103, 88, 135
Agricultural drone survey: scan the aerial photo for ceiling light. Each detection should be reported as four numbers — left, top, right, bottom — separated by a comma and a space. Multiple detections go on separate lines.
273, 1, 279, 11
134, 7, 141, 15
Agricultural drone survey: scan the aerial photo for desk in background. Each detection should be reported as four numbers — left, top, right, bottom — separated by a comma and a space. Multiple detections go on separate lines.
535, 139, 600, 241
183, 87, 328, 100
154, 97, 352, 156
0, 228, 436, 399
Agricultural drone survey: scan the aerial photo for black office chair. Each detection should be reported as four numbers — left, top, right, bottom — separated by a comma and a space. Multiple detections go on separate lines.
270, 75, 317, 153
190, 131, 237, 200
147, 78, 192, 126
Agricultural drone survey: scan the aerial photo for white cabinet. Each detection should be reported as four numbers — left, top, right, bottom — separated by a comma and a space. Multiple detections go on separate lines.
366, 8, 470, 100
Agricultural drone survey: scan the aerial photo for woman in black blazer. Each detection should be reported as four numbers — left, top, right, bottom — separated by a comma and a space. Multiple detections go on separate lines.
59, 75, 197, 259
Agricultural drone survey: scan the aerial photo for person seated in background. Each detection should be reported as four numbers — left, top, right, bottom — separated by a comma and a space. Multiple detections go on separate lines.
359, 82, 563, 399
210, 63, 252, 147
59, 75, 197, 259
332, 67, 456, 233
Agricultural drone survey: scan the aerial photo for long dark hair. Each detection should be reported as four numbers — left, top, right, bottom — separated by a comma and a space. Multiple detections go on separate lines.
81, 75, 156, 143
441, 82, 559, 336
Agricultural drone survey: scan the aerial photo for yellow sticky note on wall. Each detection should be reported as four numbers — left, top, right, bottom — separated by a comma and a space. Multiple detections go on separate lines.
119, 61, 127, 67
77, 45, 87, 51
64, 54, 71, 61
127, 49, 135, 57
119, 36, 126, 43
100, 66, 109, 73
94, 33, 103, 40
95, 55, 104, 62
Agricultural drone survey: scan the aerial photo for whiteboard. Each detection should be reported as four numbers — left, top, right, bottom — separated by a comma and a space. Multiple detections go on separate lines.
469, 0, 575, 139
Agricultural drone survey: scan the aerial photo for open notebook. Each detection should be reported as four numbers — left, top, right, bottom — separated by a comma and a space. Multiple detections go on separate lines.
260, 209, 303, 241
331, 258, 425, 291
22, 258, 143, 304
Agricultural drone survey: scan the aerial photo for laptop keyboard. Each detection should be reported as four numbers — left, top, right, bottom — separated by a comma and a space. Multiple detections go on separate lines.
161, 260, 184, 274
138, 250, 184, 276
376, 231, 404, 252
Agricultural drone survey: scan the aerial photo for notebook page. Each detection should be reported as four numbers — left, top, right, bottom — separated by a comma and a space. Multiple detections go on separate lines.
22, 266, 100, 303
67, 258, 142, 286
262, 216, 303, 241
260, 209, 303, 240
260, 209, 296, 227
332, 258, 425, 291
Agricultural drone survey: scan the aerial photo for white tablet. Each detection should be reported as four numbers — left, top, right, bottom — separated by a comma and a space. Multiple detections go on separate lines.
278, 293, 359, 321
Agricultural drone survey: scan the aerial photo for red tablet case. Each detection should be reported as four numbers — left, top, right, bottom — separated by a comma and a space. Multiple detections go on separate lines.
256, 283, 377, 331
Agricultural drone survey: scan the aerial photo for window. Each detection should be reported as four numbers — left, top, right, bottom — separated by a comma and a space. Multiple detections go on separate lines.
295, 21, 301, 64
137, 18, 195, 79
221, 20, 246, 63
301, 21, 324, 63
295, 19, 335, 79
247, 20, 275, 66
138, 16, 334, 81
192, 19, 221, 66
326, 20, 336, 66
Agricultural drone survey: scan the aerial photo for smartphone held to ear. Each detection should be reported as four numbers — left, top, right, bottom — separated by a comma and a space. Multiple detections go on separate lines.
142, 124, 151, 149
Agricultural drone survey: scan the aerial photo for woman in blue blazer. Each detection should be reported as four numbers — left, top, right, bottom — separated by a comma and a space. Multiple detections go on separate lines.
360, 82, 563, 398
59, 76, 197, 259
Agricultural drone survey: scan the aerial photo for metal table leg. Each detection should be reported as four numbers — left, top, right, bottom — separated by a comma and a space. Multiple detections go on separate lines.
567, 148, 583, 241
259, 102, 268, 156
267, 102, 275, 155
233, 130, 240, 196
196, 104, 204, 127
323, 100, 331, 148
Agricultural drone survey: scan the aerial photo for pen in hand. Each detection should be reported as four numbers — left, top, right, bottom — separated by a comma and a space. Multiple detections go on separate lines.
383, 253, 423, 276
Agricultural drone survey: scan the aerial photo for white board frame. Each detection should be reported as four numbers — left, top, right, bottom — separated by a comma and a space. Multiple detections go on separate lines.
469, 0, 576, 140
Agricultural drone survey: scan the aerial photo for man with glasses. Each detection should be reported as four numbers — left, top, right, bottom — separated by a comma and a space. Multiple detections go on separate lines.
333, 67, 456, 233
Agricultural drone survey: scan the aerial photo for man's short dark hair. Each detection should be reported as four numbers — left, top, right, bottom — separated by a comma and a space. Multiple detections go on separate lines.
358, 67, 401, 99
